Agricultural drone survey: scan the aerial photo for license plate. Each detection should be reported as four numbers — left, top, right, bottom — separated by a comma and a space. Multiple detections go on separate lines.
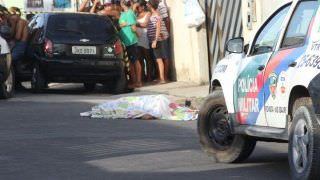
72, 46, 96, 55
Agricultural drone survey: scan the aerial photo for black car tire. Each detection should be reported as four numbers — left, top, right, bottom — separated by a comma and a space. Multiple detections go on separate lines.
31, 63, 46, 93
289, 97, 320, 180
83, 83, 96, 91
0, 67, 15, 99
198, 90, 256, 163
111, 67, 128, 95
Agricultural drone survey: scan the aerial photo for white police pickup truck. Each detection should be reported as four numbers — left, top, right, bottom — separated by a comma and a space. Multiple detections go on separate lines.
198, 0, 320, 179
0, 33, 14, 99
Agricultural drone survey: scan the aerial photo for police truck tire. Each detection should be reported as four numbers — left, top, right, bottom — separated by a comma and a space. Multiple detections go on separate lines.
198, 90, 256, 163
289, 97, 320, 180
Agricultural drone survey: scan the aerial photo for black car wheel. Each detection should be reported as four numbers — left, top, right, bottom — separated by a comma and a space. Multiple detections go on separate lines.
198, 90, 256, 163
111, 66, 128, 94
289, 97, 320, 180
83, 83, 96, 91
31, 63, 46, 93
0, 67, 15, 99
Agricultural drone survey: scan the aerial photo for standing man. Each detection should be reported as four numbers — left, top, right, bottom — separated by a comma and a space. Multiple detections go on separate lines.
9, 7, 28, 65
79, 0, 103, 12
147, 0, 169, 84
90, 0, 120, 19
156, 0, 170, 82
8, 7, 29, 89
157, 0, 169, 33
119, 0, 142, 88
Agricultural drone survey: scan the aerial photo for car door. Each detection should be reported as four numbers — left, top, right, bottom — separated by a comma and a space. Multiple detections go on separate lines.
264, 0, 319, 128
235, 4, 291, 126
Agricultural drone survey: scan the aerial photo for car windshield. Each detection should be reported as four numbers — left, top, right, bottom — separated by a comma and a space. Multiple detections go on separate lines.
47, 14, 116, 38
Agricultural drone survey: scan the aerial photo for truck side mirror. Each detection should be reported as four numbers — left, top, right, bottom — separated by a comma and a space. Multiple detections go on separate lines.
226, 37, 244, 54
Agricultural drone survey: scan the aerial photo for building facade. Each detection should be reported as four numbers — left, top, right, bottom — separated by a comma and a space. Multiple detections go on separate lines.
242, 0, 290, 43
2, 0, 291, 85
3, 0, 113, 14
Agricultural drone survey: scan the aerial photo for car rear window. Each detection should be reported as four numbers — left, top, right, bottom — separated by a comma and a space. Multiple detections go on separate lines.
47, 14, 116, 37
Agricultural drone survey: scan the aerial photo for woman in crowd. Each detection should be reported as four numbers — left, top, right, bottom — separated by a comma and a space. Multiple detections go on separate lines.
147, 0, 170, 84
119, 0, 142, 88
136, 0, 153, 82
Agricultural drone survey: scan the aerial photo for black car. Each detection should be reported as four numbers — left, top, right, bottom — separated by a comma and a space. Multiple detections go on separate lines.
17, 13, 128, 94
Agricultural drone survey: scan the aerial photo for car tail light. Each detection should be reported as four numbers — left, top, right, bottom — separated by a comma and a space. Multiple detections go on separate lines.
44, 39, 53, 57
114, 39, 123, 55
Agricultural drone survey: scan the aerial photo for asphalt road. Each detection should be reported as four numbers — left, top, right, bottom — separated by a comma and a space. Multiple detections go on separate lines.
0, 85, 290, 180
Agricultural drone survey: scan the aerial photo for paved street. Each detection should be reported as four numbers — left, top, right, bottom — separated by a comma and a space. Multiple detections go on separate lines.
0, 84, 290, 180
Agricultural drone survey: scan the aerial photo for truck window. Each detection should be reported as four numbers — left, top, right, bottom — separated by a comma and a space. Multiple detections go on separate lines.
251, 5, 290, 55
281, 1, 319, 48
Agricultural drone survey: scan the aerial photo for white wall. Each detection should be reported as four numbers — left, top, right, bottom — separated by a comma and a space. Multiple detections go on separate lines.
24, 0, 78, 12
166, 0, 209, 84
242, 0, 290, 43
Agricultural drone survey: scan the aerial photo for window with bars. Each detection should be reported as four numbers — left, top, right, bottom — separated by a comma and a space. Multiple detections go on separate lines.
54, 0, 71, 8
27, 0, 44, 8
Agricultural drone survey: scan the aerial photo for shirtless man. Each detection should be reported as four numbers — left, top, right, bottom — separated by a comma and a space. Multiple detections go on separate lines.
90, 0, 120, 19
79, 0, 103, 12
9, 7, 28, 65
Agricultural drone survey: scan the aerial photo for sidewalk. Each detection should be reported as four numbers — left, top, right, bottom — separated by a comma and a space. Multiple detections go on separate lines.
136, 81, 209, 98
135, 82, 210, 109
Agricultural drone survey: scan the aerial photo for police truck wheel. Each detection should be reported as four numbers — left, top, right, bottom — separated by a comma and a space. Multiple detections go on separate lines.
198, 90, 256, 163
289, 97, 320, 180
0, 67, 15, 99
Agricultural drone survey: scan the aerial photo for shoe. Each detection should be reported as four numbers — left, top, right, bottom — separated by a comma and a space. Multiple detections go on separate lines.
128, 83, 136, 89
135, 82, 143, 88
157, 80, 166, 84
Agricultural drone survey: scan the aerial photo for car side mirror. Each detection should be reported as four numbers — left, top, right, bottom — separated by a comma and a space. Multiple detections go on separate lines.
226, 37, 244, 54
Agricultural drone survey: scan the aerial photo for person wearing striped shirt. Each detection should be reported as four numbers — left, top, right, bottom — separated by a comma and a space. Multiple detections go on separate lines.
147, 0, 170, 84
157, 0, 170, 33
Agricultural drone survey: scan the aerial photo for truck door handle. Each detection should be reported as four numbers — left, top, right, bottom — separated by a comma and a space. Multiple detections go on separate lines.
258, 65, 265, 71
289, 62, 297, 67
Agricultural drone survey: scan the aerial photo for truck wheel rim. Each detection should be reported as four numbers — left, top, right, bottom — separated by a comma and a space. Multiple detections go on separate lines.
208, 106, 234, 150
292, 119, 309, 173
4, 70, 13, 93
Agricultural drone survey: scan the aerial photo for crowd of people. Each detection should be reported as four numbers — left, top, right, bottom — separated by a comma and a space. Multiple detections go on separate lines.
0, 5, 29, 88
0, 6, 29, 61
0, 0, 171, 89
79, 0, 171, 88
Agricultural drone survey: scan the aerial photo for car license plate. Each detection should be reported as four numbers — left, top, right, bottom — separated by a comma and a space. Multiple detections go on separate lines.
72, 46, 96, 55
